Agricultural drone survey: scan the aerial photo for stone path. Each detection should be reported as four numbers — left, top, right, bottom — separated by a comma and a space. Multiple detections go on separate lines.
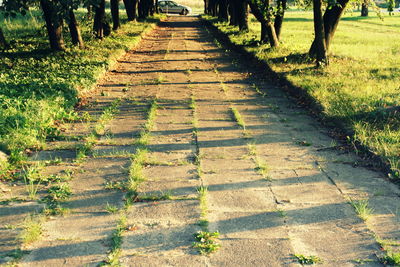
1, 16, 400, 266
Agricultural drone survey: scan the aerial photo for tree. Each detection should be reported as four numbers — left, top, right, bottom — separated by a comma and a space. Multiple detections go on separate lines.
123, 0, 138, 21
1, 0, 86, 50
248, 0, 284, 47
218, 0, 229, 21
309, 0, 350, 58
68, 9, 84, 48
312, 0, 328, 66
0, 27, 9, 50
361, 0, 368, 16
110, 0, 120, 30
230, 0, 248, 31
40, 0, 65, 51
138, 0, 154, 19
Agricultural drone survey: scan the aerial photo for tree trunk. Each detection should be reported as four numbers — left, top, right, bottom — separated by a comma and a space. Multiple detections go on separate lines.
248, 1, 279, 47
361, 1, 368, 16
0, 27, 8, 49
40, 0, 65, 51
68, 10, 84, 48
139, 0, 150, 19
261, 23, 268, 43
313, 0, 328, 66
274, 0, 287, 40
204, 0, 209, 14
111, 0, 120, 30
218, 0, 229, 21
309, 0, 349, 56
229, 3, 237, 25
123, 0, 135, 21
94, 0, 108, 39
237, 0, 249, 31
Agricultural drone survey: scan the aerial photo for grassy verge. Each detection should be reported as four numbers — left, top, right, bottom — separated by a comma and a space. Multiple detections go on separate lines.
0, 10, 160, 174
202, 11, 400, 180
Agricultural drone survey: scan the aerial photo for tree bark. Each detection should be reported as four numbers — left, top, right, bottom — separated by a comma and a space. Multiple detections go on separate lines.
309, 0, 349, 56
361, 1, 368, 16
274, 0, 287, 40
40, 0, 65, 51
0, 27, 8, 50
93, 0, 107, 39
218, 0, 229, 21
111, 0, 120, 30
312, 0, 328, 66
68, 10, 84, 48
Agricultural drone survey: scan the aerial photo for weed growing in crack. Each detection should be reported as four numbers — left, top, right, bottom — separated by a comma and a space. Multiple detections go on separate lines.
138, 191, 173, 201
247, 142, 271, 180
197, 186, 208, 220
230, 106, 245, 130
193, 231, 221, 255
247, 143, 257, 156
43, 183, 72, 216
136, 99, 158, 146
127, 148, 148, 192
350, 199, 373, 221
105, 203, 119, 214
19, 215, 43, 245
75, 99, 121, 161
294, 254, 323, 264
380, 252, 400, 266
255, 157, 270, 180
252, 83, 267, 97
22, 165, 43, 200
101, 214, 127, 266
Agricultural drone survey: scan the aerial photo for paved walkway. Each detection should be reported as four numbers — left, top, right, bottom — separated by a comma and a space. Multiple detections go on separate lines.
1, 16, 400, 266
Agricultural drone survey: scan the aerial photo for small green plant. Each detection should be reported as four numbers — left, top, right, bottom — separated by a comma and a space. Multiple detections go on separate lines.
350, 199, 374, 221
139, 191, 173, 201
247, 143, 257, 156
193, 231, 221, 255
22, 165, 42, 200
230, 106, 245, 130
294, 254, 323, 264
101, 214, 127, 266
252, 84, 267, 97
255, 157, 270, 180
19, 215, 42, 245
43, 183, 72, 216
197, 185, 208, 224
127, 148, 148, 191
380, 252, 400, 266
105, 203, 119, 214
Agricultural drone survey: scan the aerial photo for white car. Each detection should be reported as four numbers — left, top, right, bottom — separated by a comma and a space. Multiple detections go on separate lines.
157, 0, 191, 15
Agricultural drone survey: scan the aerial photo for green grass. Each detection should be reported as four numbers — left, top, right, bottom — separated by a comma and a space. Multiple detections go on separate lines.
230, 106, 246, 130
193, 230, 221, 255
350, 199, 374, 221
0, 9, 159, 169
19, 215, 43, 245
206, 11, 400, 179
294, 254, 323, 264
380, 251, 400, 266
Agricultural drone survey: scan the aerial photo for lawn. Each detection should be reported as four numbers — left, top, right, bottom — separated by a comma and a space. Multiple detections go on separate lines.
207, 10, 400, 179
0, 8, 159, 172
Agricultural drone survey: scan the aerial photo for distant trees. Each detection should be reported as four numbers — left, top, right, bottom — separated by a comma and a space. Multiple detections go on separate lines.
0, 0, 155, 51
